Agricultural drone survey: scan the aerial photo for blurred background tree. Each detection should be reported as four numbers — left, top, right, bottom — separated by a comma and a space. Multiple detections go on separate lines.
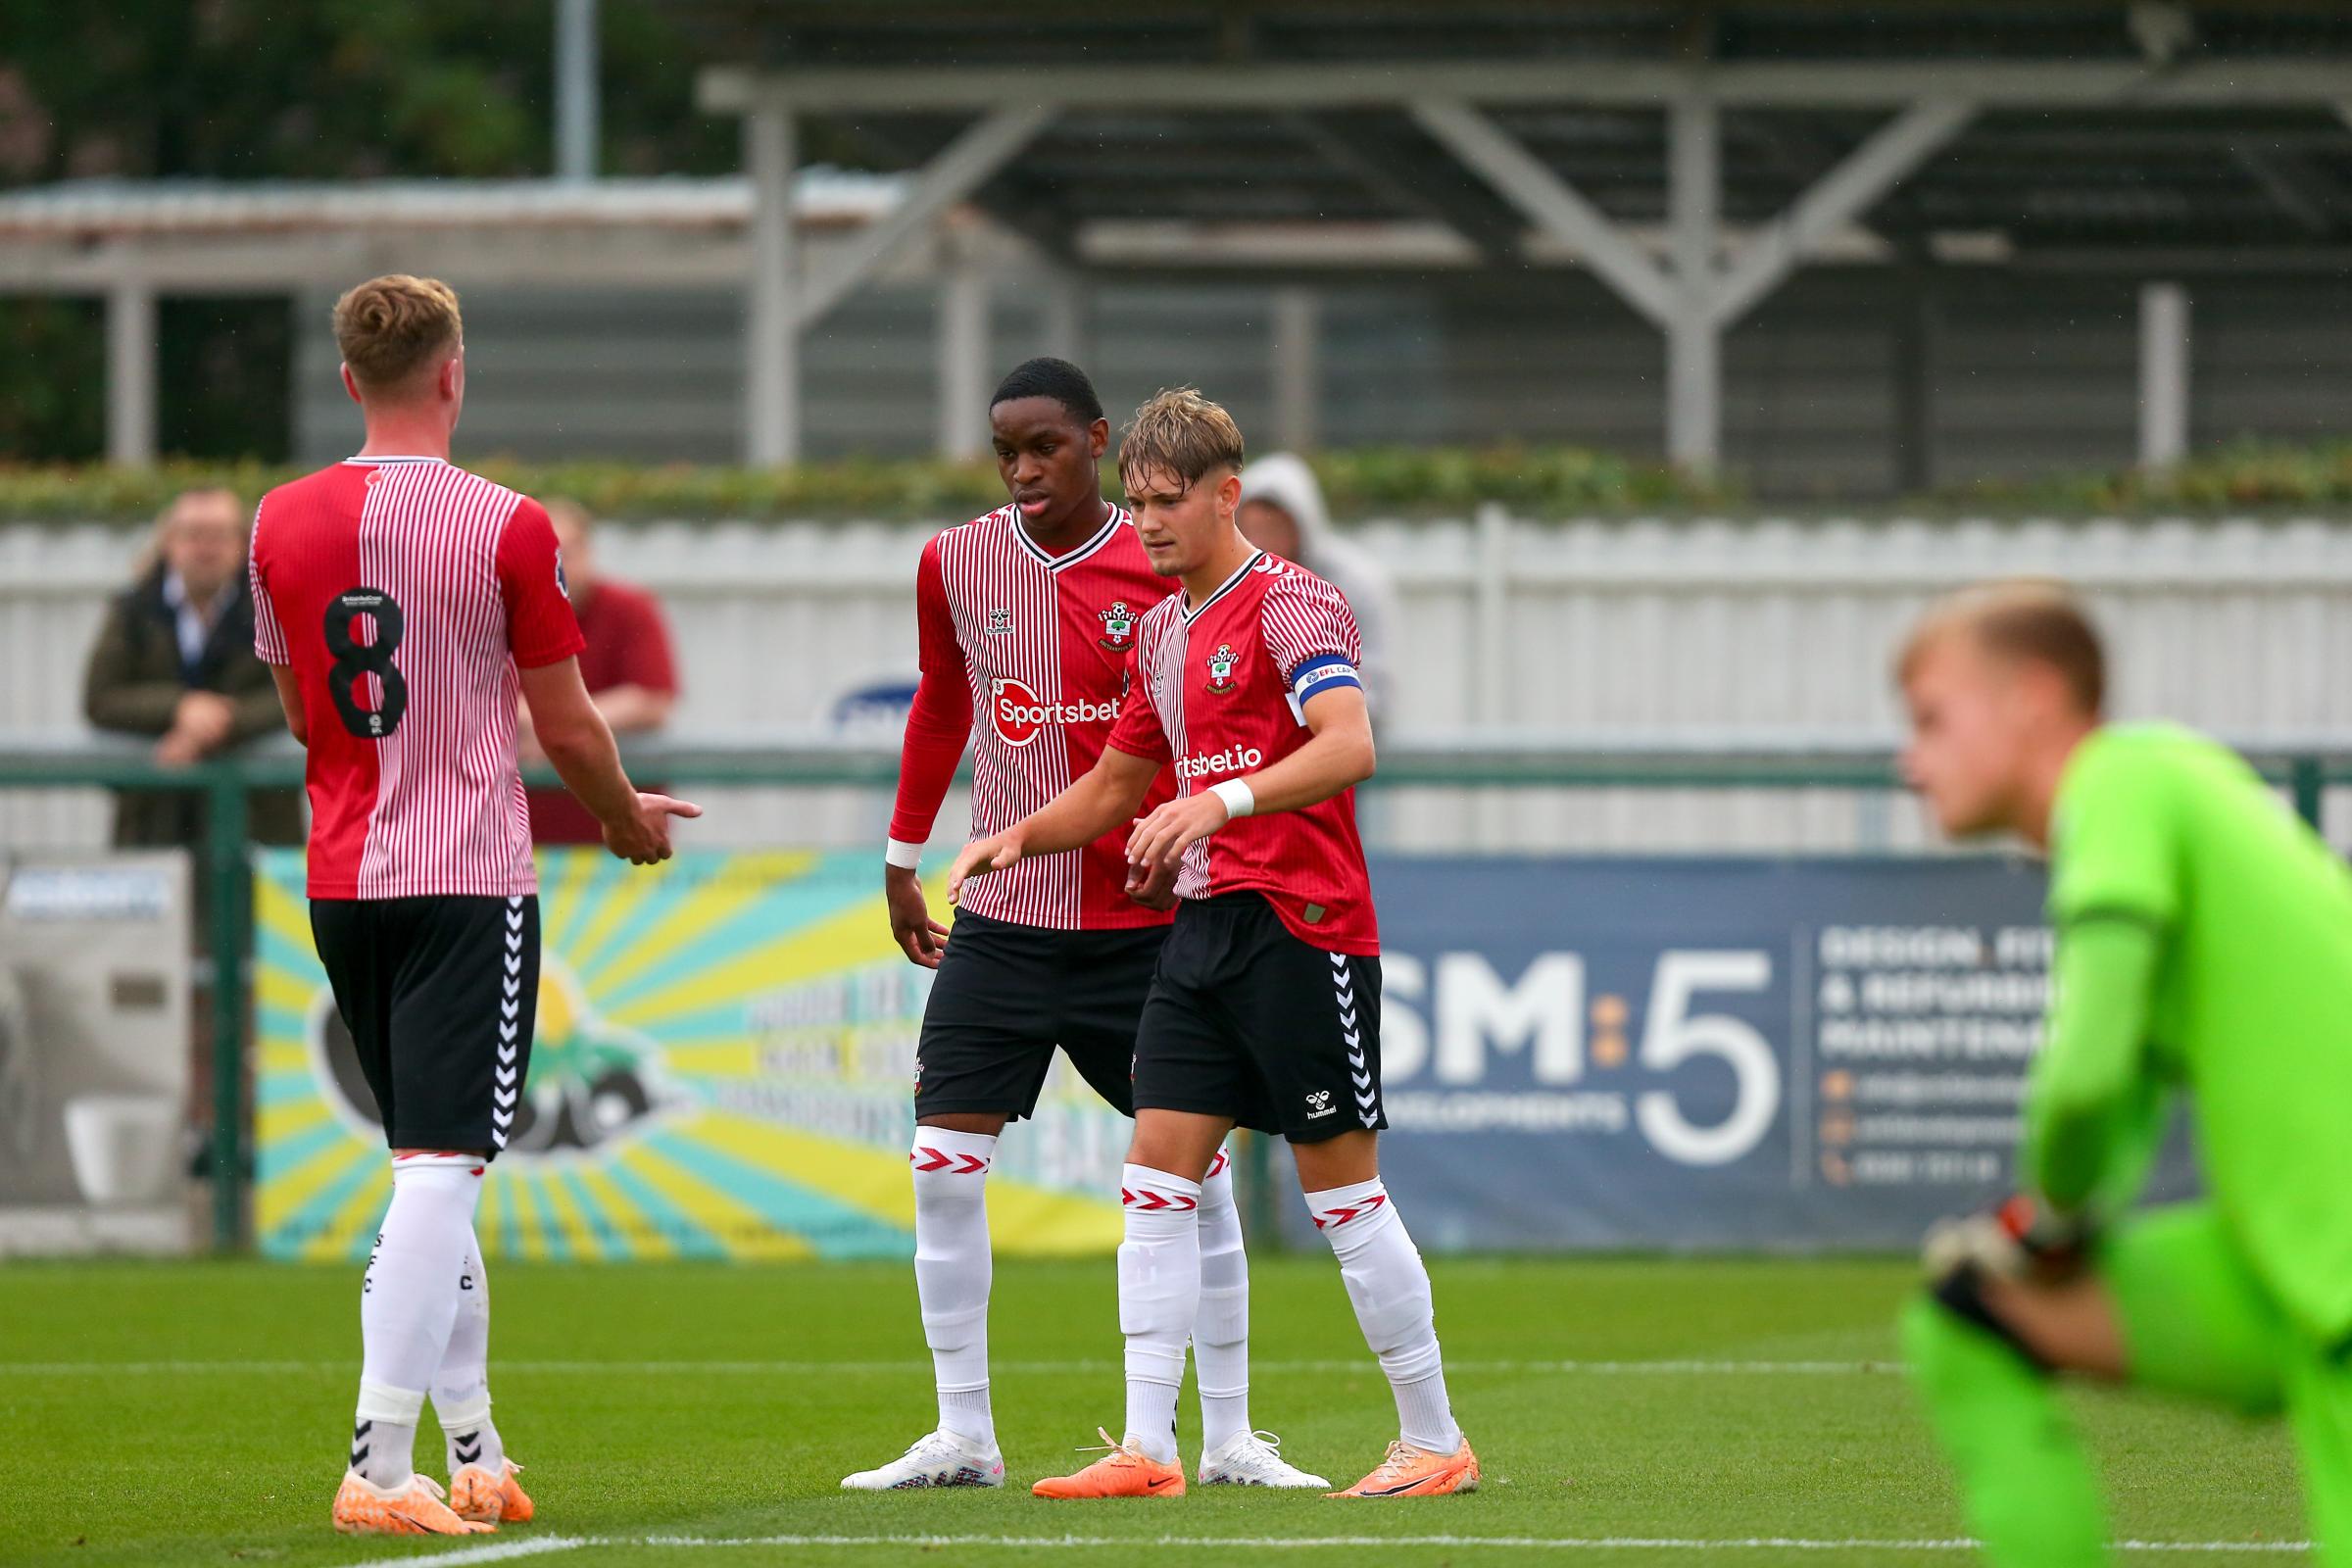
0, 0, 738, 461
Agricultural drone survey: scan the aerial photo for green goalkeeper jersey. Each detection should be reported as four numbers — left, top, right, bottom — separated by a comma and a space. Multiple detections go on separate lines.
2043, 722, 2352, 1342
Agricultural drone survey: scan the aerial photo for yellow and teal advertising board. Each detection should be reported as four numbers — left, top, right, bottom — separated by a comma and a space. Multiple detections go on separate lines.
252, 849, 1127, 1262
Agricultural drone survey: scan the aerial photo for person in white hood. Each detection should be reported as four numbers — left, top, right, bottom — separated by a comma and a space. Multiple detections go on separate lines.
1235, 453, 1399, 725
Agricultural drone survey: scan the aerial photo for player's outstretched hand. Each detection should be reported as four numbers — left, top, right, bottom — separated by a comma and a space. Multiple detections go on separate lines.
886, 863, 951, 968
1126, 792, 1231, 873
1922, 1193, 2092, 1287
1125, 853, 1180, 910
604, 793, 703, 866
945, 832, 1022, 907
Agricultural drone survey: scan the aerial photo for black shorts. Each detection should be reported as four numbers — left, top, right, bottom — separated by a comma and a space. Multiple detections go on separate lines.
914, 906, 1168, 1121
309, 894, 539, 1157
1133, 892, 1386, 1144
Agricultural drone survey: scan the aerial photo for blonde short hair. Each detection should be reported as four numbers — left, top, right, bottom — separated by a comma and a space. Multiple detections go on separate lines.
1118, 387, 1246, 493
1898, 579, 2106, 716
332, 274, 463, 392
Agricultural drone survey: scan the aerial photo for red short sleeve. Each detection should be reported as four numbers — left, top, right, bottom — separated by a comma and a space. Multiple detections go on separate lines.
498, 498, 588, 669
889, 540, 976, 844
1260, 570, 1364, 689
248, 500, 290, 665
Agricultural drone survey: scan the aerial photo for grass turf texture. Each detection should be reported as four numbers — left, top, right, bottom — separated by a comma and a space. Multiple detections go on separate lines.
0, 1256, 2303, 1566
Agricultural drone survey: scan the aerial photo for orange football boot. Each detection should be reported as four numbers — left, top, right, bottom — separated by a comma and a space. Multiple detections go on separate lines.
1031, 1429, 1188, 1498
1327, 1438, 1481, 1497
451, 1458, 533, 1525
331, 1470, 494, 1534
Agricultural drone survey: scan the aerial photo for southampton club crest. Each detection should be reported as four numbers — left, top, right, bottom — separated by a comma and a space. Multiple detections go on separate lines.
1098, 601, 1136, 652
1204, 642, 1240, 695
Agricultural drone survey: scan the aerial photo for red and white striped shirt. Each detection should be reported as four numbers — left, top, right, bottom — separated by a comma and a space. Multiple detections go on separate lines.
250, 457, 585, 900
889, 503, 1177, 930
1106, 551, 1379, 956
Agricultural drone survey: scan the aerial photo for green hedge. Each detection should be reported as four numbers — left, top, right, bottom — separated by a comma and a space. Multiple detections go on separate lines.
1936, 439, 2352, 514
11, 440, 2352, 523
0, 447, 1732, 523
0, 457, 1007, 524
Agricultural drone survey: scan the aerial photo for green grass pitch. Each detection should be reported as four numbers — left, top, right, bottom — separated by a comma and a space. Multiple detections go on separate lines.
0, 1254, 2307, 1566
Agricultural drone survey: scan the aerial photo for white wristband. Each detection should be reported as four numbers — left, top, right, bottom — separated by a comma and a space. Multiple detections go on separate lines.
1209, 779, 1255, 820
884, 838, 924, 870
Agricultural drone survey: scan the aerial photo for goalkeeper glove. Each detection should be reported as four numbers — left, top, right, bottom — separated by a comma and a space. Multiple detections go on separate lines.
1921, 1193, 2094, 1288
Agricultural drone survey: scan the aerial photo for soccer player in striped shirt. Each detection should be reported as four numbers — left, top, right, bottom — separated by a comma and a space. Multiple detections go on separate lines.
1898, 582, 2352, 1565
950, 388, 1476, 1499
250, 274, 699, 1536
852, 359, 1315, 1491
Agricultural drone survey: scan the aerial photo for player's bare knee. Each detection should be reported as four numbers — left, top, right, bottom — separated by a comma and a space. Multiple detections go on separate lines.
1919, 1263, 2125, 1379
1291, 1128, 1379, 1192
917, 1111, 1007, 1138
1979, 1268, 2128, 1378
1126, 1110, 1229, 1181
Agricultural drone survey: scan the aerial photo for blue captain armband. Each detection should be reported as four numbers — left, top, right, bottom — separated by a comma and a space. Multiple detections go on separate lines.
1290, 654, 1361, 702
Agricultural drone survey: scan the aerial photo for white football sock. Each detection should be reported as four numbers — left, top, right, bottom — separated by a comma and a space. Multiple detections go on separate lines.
1307, 1177, 1462, 1455
1119, 1164, 1201, 1465
431, 1234, 504, 1475
353, 1156, 484, 1488
1195, 1147, 1251, 1453
911, 1128, 997, 1446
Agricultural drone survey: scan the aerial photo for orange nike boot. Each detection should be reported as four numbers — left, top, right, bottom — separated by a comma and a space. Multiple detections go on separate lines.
1328, 1438, 1481, 1497
450, 1457, 533, 1525
332, 1470, 494, 1534
1032, 1429, 1187, 1499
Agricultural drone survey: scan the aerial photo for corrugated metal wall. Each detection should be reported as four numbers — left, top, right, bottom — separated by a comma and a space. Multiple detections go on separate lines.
12, 514, 2352, 854
289, 270, 2352, 491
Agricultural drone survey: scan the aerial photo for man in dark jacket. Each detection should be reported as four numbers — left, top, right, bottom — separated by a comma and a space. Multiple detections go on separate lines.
82, 487, 303, 848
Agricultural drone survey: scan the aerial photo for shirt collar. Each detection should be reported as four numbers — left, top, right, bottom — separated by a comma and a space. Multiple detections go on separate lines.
1183, 550, 1265, 622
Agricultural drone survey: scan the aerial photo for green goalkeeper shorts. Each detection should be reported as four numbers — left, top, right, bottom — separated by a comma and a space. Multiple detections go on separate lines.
2106, 1203, 2352, 1556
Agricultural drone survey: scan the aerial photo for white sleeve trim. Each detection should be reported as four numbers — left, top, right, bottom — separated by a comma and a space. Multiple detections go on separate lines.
885, 838, 924, 870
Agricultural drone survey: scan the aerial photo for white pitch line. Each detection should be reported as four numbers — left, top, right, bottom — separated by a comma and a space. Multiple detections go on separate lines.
330, 1532, 2313, 1566
347, 1539, 584, 1566
0, 1356, 1898, 1378
639, 1536, 2311, 1555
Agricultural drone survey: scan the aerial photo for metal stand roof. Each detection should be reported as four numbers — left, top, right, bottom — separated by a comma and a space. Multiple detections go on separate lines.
687, 0, 2352, 466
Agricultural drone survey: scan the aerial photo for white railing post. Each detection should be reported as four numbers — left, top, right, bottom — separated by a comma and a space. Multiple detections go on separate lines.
106, 280, 158, 466
1473, 503, 1514, 849
744, 107, 800, 466
2138, 281, 2191, 474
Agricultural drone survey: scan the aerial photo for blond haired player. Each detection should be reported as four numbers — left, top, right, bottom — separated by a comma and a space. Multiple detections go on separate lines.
251, 274, 699, 1535
951, 389, 1475, 1499
1898, 581, 2352, 1565
852, 359, 1306, 1493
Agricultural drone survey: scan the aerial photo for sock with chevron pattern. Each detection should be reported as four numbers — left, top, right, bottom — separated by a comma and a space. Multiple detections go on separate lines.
432, 1235, 505, 1475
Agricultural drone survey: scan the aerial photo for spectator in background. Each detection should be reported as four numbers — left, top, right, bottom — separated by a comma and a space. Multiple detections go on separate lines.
1236, 453, 1401, 723
523, 499, 681, 843
82, 487, 302, 848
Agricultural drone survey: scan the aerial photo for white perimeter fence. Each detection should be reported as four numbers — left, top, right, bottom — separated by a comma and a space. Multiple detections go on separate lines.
9, 512, 2352, 853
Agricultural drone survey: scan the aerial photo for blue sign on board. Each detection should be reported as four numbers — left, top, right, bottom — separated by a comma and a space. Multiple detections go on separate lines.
1351, 856, 2086, 1251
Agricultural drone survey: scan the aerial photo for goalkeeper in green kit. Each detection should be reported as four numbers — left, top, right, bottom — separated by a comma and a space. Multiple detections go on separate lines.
1897, 580, 2352, 1565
